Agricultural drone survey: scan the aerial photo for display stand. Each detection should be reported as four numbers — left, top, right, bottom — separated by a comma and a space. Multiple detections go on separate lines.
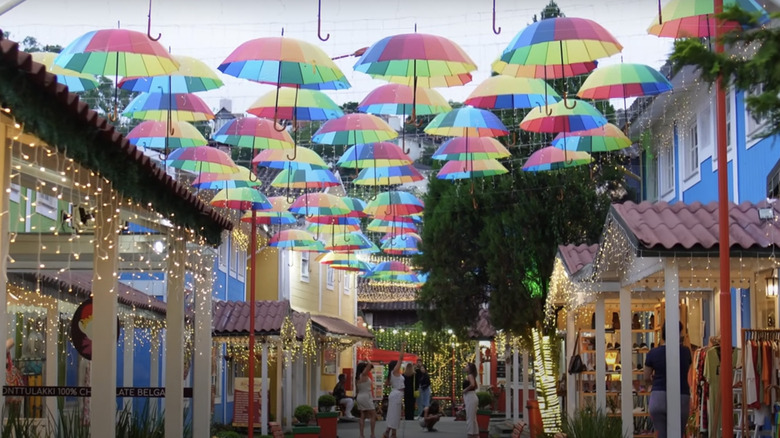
740, 329, 780, 437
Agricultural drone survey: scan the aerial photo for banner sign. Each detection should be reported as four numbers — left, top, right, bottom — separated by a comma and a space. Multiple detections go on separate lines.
2, 386, 193, 398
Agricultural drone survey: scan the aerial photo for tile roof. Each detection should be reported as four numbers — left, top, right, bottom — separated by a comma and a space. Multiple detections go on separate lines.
358, 301, 419, 311
610, 200, 780, 253
212, 300, 300, 337
0, 32, 231, 245
309, 314, 374, 339
557, 244, 599, 275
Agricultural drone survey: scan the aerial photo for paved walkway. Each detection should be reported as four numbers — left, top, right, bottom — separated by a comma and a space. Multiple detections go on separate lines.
333, 417, 527, 438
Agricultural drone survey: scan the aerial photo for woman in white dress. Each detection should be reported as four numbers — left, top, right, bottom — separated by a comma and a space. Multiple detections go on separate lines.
463, 362, 479, 438
356, 361, 377, 438
382, 342, 406, 438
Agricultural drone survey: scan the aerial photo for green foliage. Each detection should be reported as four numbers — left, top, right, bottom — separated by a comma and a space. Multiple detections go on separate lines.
19, 35, 63, 53
79, 76, 139, 133
2, 405, 43, 438
215, 432, 243, 438
562, 406, 626, 438
670, 7, 780, 138
476, 391, 494, 409
294, 404, 315, 425
318, 394, 337, 408
54, 409, 89, 438
115, 403, 166, 438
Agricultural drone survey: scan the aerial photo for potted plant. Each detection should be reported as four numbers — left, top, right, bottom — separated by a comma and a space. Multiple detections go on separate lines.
476, 391, 494, 438
293, 405, 320, 438
316, 394, 339, 438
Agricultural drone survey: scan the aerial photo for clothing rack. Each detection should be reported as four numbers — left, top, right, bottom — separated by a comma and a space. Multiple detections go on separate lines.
741, 329, 780, 436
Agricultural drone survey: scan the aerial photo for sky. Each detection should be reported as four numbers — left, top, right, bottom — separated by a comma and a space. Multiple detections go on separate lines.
1, 0, 679, 114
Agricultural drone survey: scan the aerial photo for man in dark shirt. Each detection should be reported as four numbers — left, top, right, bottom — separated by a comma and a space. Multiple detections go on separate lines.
644, 322, 692, 438
333, 373, 355, 419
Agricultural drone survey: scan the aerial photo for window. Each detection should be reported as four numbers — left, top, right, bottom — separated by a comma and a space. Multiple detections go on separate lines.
326, 266, 334, 290
658, 146, 674, 195
746, 83, 767, 140
35, 191, 58, 220
228, 239, 237, 277
226, 359, 235, 401
300, 252, 310, 282
343, 273, 351, 295
9, 183, 20, 203
685, 122, 699, 178
218, 237, 228, 272
725, 89, 732, 149
213, 346, 222, 403
235, 245, 246, 282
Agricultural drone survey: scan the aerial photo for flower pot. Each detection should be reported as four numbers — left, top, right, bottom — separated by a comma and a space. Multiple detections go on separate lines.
317, 411, 339, 438
477, 409, 492, 438
292, 425, 321, 438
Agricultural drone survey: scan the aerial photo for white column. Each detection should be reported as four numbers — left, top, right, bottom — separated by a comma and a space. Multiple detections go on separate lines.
261, 343, 268, 435
90, 188, 119, 438
735, 288, 742, 348
45, 305, 58, 423
314, 350, 321, 401
150, 327, 160, 414
164, 229, 186, 436
522, 351, 529, 423
475, 343, 481, 388
0, 124, 9, 414
276, 346, 283, 428
619, 288, 633, 438
123, 317, 135, 411
565, 311, 576, 416
193, 253, 214, 438
595, 296, 606, 412
664, 259, 682, 438
512, 347, 519, 421
285, 352, 293, 429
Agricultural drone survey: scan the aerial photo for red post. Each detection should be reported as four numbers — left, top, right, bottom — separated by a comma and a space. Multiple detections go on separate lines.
248, 210, 257, 437
714, 0, 733, 435
490, 341, 497, 390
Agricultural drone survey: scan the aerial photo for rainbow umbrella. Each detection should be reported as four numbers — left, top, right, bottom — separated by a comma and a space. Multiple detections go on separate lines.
31, 52, 98, 92
341, 197, 368, 218
324, 232, 374, 252
381, 234, 421, 256
367, 218, 418, 234
432, 137, 510, 161
127, 120, 207, 149
465, 75, 560, 109
552, 123, 632, 153
192, 166, 260, 190
337, 143, 412, 168
312, 113, 398, 145
365, 191, 424, 217
123, 92, 215, 122
520, 99, 607, 133
54, 29, 179, 119
424, 107, 509, 138
353, 166, 424, 186
247, 88, 344, 121
269, 229, 321, 250
240, 196, 296, 226
164, 146, 238, 174
380, 231, 422, 243
522, 147, 593, 172
437, 159, 508, 180
289, 193, 351, 217
252, 147, 328, 170
318, 252, 373, 273
577, 63, 673, 100
271, 168, 340, 189
371, 260, 413, 276
307, 222, 361, 235
358, 84, 451, 115
118, 55, 223, 93
209, 187, 272, 211
648, 0, 768, 38
308, 216, 362, 226
491, 59, 597, 79
213, 117, 294, 150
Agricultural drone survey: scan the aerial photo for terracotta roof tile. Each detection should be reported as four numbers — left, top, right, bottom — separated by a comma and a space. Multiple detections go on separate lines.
212, 300, 295, 336
611, 201, 780, 252
309, 314, 374, 339
557, 244, 599, 275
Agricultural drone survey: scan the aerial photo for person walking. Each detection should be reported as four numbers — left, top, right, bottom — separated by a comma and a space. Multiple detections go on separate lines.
415, 360, 431, 417
643, 322, 692, 438
463, 362, 479, 438
356, 361, 377, 438
333, 373, 355, 419
403, 363, 416, 420
382, 342, 406, 438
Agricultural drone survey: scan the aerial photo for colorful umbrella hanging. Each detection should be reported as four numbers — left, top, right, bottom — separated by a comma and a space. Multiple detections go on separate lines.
465, 75, 560, 109
252, 147, 329, 170
212, 117, 295, 150
307, 215, 362, 226
307, 222, 361, 236
318, 252, 373, 273
437, 159, 508, 180
577, 63, 673, 100
269, 229, 321, 250
123, 92, 215, 122
337, 143, 413, 169
209, 187, 272, 211
127, 120, 208, 149
380, 231, 422, 243
370, 260, 414, 276
364, 191, 425, 218
323, 232, 374, 252
551, 123, 632, 153
289, 192, 351, 217
31, 52, 99, 92
432, 137, 510, 161
366, 218, 418, 234
118, 55, 223, 93
381, 234, 421, 256
270, 167, 340, 189
352, 165, 424, 186
522, 146, 593, 172
491, 59, 597, 80
54, 29, 179, 119
164, 146, 238, 174
519, 99, 607, 133
648, 0, 768, 38
192, 166, 261, 190
240, 196, 296, 228
247, 87, 344, 121
312, 113, 398, 145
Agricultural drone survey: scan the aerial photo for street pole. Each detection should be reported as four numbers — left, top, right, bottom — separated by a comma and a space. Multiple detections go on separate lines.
714, 0, 733, 435
248, 210, 257, 438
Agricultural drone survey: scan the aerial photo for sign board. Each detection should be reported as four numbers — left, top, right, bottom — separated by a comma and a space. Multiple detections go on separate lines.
2, 386, 192, 398
496, 361, 506, 379
232, 377, 264, 428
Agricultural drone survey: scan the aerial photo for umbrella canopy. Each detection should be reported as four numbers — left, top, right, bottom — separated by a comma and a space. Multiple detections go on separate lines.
366, 218, 418, 234
577, 63, 673, 100
212, 117, 295, 150
337, 143, 413, 168
30, 52, 98, 92
353, 166, 424, 186
424, 107, 509, 138
341, 197, 368, 218
126, 120, 207, 149
372, 260, 413, 275
318, 252, 373, 272
307, 222, 361, 235
354, 33, 477, 87
520, 99, 607, 133
118, 55, 223, 93
307, 216, 362, 226
432, 137, 510, 161
123, 92, 215, 121
165, 146, 238, 174
289, 193, 351, 217
498, 17, 623, 69
358, 83, 451, 115
381, 231, 422, 243
209, 187, 272, 211
269, 229, 320, 250
522, 146, 593, 171
312, 113, 398, 145
247, 87, 344, 121
364, 191, 424, 217
323, 232, 374, 252
491, 58, 598, 79
252, 147, 329, 170
465, 75, 560, 109
271, 167, 340, 189
552, 123, 632, 152
54, 29, 178, 76
306, 196, 366, 222
218, 37, 350, 90
437, 159, 508, 180
192, 166, 261, 190
240, 201, 297, 226
648, 0, 769, 38
381, 234, 421, 256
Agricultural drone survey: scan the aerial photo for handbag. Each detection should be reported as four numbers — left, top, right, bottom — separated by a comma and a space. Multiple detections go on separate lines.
568, 330, 587, 375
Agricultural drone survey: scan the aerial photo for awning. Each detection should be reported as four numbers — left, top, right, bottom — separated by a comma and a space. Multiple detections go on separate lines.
212, 300, 307, 338
357, 348, 418, 364
309, 314, 374, 340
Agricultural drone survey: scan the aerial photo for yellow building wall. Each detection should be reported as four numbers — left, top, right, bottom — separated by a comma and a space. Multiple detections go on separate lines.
252, 246, 280, 302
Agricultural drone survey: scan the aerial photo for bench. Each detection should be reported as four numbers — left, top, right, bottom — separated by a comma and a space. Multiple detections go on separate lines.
511, 421, 527, 438
269, 421, 284, 438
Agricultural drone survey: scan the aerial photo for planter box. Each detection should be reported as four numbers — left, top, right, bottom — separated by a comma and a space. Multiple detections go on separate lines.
317, 411, 339, 438
292, 425, 321, 438
477, 409, 492, 438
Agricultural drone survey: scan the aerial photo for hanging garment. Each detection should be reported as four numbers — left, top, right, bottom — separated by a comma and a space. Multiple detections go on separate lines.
747, 340, 759, 408
704, 347, 721, 437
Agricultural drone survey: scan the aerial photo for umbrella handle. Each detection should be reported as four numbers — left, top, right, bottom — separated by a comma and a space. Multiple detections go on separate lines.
492, 0, 501, 35
317, 0, 330, 41
507, 131, 517, 146
286, 145, 298, 161
146, 0, 162, 41
108, 105, 119, 121
286, 190, 297, 205
563, 93, 577, 110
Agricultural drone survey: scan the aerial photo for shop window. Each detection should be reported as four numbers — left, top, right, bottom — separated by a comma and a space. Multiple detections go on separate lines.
326, 266, 334, 290
300, 252, 310, 282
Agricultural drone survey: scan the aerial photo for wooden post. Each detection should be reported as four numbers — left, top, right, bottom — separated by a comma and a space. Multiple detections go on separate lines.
595, 296, 606, 412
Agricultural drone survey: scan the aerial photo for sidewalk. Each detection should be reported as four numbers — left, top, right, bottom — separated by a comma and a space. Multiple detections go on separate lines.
334, 416, 527, 438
